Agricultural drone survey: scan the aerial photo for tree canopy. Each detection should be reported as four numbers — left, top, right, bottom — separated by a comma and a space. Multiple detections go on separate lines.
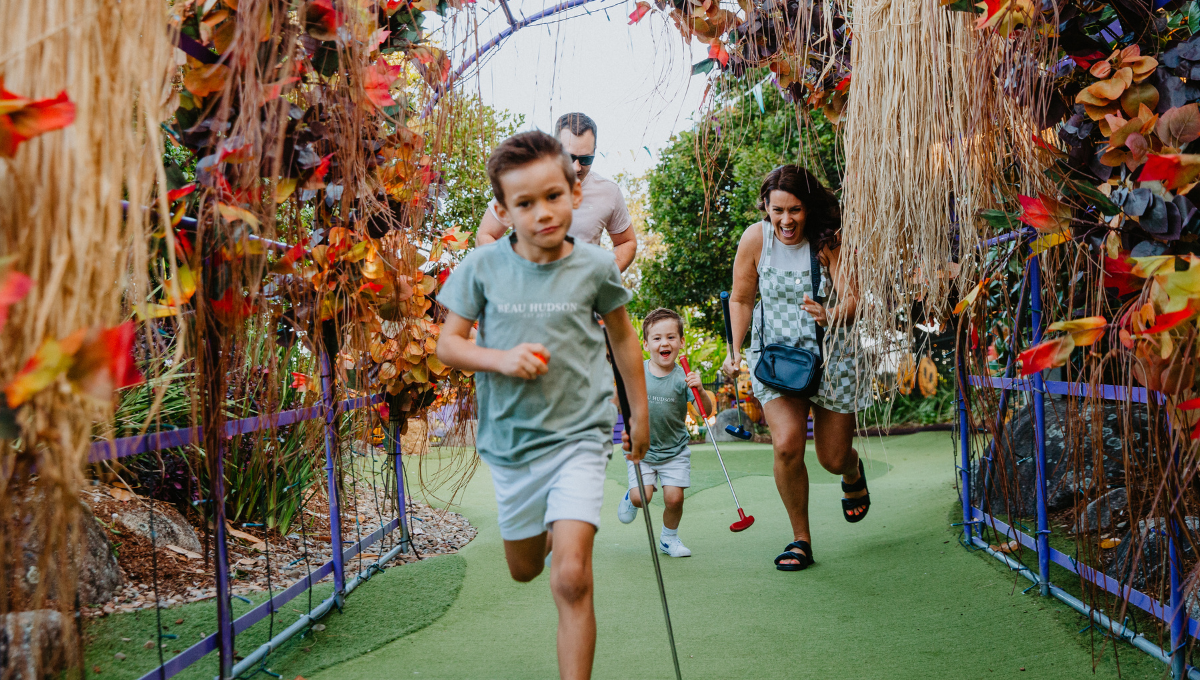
631, 75, 842, 338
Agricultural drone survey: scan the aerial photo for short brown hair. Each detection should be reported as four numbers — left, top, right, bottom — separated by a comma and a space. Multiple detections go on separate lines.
486, 130, 577, 207
555, 112, 597, 141
642, 308, 684, 340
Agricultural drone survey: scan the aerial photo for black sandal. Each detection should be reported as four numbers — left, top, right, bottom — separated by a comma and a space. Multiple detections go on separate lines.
841, 458, 870, 523
774, 541, 814, 571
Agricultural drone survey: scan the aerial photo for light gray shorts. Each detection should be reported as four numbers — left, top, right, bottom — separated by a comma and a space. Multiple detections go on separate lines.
626, 447, 692, 490
488, 438, 609, 541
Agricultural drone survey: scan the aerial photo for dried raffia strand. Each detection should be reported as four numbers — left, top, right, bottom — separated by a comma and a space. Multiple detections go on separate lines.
0, 0, 172, 671
839, 0, 1010, 377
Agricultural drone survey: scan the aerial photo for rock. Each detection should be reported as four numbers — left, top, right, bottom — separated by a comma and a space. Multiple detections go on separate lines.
1071, 488, 1128, 533
0, 610, 68, 678
112, 501, 202, 553
11, 501, 123, 606
1107, 516, 1200, 591
972, 397, 1149, 518
712, 409, 753, 442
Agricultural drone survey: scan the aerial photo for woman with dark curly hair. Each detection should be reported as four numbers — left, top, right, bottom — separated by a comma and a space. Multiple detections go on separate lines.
722, 165, 873, 572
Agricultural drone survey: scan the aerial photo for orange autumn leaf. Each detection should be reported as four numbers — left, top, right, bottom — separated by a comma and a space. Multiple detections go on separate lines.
291, 372, 311, 391
629, 1, 651, 23
0, 81, 75, 158
441, 224, 470, 251
270, 244, 308, 275
183, 63, 231, 99
166, 183, 196, 203
302, 0, 343, 40
708, 40, 730, 68
1048, 316, 1107, 346
0, 269, 33, 334
953, 278, 990, 315
5, 334, 78, 407
1018, 336, 1075, 376
210, 287, 255, 324
1018, 194, 1071, 232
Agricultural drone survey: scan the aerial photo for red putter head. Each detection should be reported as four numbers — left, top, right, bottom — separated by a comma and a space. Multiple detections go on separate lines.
730, 508, 755, 532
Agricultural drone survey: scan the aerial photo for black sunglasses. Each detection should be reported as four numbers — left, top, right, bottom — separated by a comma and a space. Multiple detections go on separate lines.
570, 154, 595, 166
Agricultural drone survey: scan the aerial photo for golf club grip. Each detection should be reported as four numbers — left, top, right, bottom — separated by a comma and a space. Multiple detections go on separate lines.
678, 356, 708, 419
720, 292, 734, 351
603, 328, 632, 424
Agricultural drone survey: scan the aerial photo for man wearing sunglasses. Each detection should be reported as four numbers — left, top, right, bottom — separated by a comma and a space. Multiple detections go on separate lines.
476, 112, 638, 272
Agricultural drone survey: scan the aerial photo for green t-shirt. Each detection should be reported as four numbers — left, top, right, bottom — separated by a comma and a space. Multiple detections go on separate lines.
437, 236, 633, 468
644, 361, 695, 465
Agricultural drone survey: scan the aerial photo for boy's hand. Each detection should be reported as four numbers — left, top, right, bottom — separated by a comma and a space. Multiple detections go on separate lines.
498, 343, 550, 380
684, 370, 703, 390
623, 428, 648, 462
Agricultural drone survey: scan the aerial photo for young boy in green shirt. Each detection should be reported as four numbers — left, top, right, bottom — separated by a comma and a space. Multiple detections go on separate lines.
436, 130, 649, 680
617, 308, 714, 557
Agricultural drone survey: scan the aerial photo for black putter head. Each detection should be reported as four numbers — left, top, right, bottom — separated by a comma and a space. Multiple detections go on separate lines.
725, 425, 753, 441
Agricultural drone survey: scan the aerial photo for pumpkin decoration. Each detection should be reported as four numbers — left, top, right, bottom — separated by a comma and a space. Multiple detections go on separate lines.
918, 355, 939, 397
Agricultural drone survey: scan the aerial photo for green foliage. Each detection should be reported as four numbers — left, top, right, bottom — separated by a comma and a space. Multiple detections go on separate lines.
632, 73, 843, 338
432, 94, 524, 251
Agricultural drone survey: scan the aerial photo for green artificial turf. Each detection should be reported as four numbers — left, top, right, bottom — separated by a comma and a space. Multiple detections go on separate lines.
87, 433, 1168, 679
309, 432, 1163, 679
83, 553, 465, 679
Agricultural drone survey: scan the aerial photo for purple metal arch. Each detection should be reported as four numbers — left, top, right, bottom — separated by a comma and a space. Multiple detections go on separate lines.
421, 0, 600, 118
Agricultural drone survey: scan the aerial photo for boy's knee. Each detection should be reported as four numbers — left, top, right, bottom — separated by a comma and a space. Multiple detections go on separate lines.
508, 560, 544, 583
551, 561, 592, 604
664, 491, 684, 511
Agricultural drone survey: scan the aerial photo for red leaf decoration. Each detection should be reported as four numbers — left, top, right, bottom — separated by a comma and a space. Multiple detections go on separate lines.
166, 183, 196, 203
1103, 255, 1142, 296
1142, 304, 1197, 334
1017, 194, 1070, 232
101, 322, 144, 391
0, 269, 33, 335
708, 41, 730, 68
363, 58, 404, 109
210, 288, 254, 324
0, 83, 76, 158
1018, 337, 1075, 376
628, 1, 650, 24
1178, 397, 1200, 410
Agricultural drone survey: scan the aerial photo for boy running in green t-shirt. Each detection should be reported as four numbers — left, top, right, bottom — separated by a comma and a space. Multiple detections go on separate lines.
617, 308, 714, 557
436, 130, 649, 680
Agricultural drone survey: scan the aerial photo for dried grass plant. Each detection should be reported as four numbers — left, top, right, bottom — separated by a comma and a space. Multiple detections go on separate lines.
0, 0, 173, 673
839, 0, 1025, 371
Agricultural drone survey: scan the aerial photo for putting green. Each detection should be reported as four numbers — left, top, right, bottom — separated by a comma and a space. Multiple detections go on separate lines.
306, 432, 1161, 679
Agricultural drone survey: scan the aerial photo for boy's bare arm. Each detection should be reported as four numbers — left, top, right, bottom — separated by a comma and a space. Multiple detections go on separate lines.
436, 312, 549, 380
683, 370, 715, 416
601, 306, 649, 461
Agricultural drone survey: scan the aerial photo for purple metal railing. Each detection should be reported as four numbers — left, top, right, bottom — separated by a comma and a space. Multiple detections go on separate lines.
962, 232, 1195, 679
98, 372, 406, 679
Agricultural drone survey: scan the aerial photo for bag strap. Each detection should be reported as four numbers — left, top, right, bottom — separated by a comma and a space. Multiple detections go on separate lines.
811, 244, 824, 357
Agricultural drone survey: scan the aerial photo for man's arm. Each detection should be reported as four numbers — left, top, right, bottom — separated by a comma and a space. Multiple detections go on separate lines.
601, 306, 649, 461
475, 206, 510, 247
436, 312, 549, 379
609, 226, 637, 272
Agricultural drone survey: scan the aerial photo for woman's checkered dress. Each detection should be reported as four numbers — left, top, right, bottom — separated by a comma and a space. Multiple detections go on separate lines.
747, 221, 872, 414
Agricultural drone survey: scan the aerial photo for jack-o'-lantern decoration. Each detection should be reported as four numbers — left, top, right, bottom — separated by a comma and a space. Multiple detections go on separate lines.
918, 355, 939, 397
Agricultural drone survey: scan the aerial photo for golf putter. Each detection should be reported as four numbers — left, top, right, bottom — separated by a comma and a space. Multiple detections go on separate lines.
680, 356, 754, 532
719, 292, 753, 441
604, 330, 683, 680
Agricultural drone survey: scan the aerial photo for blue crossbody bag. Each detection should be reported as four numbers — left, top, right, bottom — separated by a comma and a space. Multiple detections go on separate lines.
752, 246, 825, 399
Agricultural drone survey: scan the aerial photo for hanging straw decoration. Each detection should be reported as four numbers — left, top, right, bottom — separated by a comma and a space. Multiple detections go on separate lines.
839, 0, 1007, 366
0, 0, 172, 672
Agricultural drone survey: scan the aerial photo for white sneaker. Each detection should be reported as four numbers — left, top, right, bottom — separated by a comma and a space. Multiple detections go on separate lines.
658, 534, 692, 558
617, 491, 638, 524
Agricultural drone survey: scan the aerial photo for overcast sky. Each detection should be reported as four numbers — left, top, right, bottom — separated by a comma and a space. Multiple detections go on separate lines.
428, 0, 713, 179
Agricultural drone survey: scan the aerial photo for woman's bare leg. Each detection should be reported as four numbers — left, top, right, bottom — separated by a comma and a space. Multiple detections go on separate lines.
763, 395, 813, 565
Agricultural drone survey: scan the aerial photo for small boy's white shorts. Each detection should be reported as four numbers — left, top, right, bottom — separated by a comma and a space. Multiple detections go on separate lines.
488, 438, 609, 541
626, 447, 692, 490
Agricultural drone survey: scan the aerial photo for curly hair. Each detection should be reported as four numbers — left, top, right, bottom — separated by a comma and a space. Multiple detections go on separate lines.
757, 165, 841, 260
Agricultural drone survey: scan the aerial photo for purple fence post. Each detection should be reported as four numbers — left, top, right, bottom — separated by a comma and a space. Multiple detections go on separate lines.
319, 347, 345, 599
211, 436, 234, 678
957, 333, 972, 544
1029, 251, 1051, 597
1170, 515, 1185, 679
388, 394, 411, 552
